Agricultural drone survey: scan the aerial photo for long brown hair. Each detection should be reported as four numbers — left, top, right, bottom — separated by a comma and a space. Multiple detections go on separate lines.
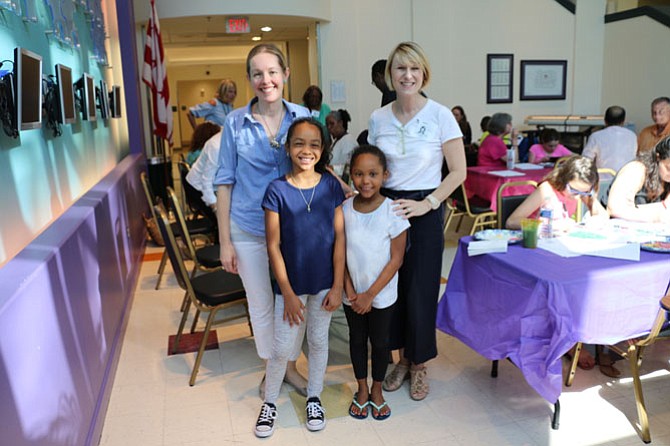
638, 135, 670, 201
545, 155, 599, 192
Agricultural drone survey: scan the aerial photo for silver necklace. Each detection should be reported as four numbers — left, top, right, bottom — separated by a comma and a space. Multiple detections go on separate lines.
292, 175, 317, 212
257, 104, 284, 149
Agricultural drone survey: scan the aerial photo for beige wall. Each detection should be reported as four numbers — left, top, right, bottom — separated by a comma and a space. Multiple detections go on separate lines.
602, 15, 670, 133
140, 0, 670, 148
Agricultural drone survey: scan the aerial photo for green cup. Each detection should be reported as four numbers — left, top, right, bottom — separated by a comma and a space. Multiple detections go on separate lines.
521, 218, 540, 249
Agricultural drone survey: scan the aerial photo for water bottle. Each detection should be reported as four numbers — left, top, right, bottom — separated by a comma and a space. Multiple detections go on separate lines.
539, 199, 553, 239
506, 147, 515, 170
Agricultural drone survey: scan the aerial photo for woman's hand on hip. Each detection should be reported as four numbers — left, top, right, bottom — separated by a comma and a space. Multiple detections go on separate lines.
392, 198, 431, 219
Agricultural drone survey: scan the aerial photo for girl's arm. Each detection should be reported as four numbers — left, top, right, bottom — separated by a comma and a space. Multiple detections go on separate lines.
506, 184, 549, 229
265, 209, 305, 326
323, 205, 345, 312
344, 267, 357, 302
351, 230, 407, 315
607, 161, 670, 222
394, 137, 467, 218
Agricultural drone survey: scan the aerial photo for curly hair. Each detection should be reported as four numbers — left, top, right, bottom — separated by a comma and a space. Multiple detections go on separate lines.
637, 135, 670, 201
544, 155, 598, 192
349, 144, 388, 172
286, 117, 331, 173
190, 122, 220, 152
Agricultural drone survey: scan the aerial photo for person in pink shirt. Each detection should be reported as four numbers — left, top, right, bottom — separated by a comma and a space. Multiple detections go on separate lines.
477, 112, 518, 168
528, 128, 573, 164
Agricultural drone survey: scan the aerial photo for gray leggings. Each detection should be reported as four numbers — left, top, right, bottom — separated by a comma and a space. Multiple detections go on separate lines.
264, 289, 333, 404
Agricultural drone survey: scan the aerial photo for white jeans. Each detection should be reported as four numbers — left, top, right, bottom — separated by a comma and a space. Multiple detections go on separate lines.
231, 220, 302, 361
264, 289, 333, 404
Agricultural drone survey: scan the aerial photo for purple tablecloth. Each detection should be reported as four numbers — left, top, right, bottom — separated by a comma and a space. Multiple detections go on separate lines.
437, 238, 670, 403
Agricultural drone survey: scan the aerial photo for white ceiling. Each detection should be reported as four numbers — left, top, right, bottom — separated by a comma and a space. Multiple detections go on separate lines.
160, 14, 313, 65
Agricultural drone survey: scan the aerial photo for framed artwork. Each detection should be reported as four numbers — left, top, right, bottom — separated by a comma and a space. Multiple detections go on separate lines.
520, 60, 567, 100
486, 54, 513, 104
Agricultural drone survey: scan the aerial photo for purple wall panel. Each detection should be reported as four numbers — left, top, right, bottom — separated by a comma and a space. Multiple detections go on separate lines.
0, 154, 147, 446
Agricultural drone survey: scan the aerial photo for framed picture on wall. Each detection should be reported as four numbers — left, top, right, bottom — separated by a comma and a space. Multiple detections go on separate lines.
520, 60, 567, 100
486, 54, 513, 104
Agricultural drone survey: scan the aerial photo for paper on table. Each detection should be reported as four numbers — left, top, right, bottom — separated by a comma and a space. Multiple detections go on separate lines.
538, 237, 640, 261
487, 170, 526, 177
514, 163, 544, 170
467, 240, 508, 256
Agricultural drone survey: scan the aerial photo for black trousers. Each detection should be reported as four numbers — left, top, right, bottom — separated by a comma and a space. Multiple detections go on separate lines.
381, 188, 444, 364
344, 304, 394, 382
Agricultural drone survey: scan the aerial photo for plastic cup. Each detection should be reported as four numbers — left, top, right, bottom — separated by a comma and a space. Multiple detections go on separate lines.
521, 218, 540, 249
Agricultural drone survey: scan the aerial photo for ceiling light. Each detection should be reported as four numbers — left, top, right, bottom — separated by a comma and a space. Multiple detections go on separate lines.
252, 36, 262, 41
260, 26, 272, 32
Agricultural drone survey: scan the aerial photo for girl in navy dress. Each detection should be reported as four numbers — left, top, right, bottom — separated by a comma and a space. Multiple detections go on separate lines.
254, 118, 345, 437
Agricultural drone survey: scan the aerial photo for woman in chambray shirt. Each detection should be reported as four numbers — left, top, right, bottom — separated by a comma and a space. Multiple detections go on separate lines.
214, 44, 310, 396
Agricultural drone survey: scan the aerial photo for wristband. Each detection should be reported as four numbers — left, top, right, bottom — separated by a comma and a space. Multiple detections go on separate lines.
426, 194, 441, 210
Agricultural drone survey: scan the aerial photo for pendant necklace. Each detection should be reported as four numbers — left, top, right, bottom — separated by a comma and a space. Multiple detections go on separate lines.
292, 174, 317, 212
257, 104, 284, 149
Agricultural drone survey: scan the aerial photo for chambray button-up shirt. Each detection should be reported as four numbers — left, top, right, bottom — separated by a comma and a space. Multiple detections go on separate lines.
214, 98, 310, 236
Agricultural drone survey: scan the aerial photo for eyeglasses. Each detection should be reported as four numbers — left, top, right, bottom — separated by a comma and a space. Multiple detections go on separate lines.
566, 183, 593, 197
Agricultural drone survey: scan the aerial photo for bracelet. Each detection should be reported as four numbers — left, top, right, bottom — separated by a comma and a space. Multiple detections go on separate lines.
425, 194, 441, 210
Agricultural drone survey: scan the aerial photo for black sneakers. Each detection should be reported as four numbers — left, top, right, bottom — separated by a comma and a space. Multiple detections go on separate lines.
305, 397, 326, 431
254, 402, 277, 438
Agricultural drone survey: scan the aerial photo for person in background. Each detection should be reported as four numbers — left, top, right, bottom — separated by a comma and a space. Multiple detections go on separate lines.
302, 85, 331, 128
582, 105, 637, 173
185, 121, 221, 166
451, 106, 472, 146
187, 78, 237, 129
214, 44, 311, 401
506, 155, 610, 375
326, 109, 357, 180
607, 135, 670, 223
256, 118, 345, 437
476, 115, 491, 146
186, 130, 222, 209
528, 128, 573, 164
638, 97, 670, 154
506, 155, 607, 231
368, 41, 466, 402
477, 112, 518, 168
371, 59, 397, 107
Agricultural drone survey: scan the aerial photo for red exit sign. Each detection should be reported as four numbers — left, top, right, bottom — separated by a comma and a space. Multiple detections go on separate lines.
226, 17, 250, 34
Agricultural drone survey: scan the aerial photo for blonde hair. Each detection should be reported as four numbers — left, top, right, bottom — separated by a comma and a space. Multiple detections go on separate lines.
385, 42, 431, 91
216, 78, 237, 102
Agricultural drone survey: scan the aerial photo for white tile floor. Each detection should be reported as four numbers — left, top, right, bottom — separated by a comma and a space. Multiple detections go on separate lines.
99, 225, 670, 446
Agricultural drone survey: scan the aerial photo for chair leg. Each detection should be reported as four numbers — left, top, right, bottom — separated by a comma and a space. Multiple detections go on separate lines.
190, 309, 201, 333
180, 291, 189, 312
454, 214, 465, 232
552, 399, 560, 430
629, 346, 652, 443
491, 360, 498, 378
172, 300, 192, 354
155, 249, 168, 290
565, 342, 581, 387
190, 309, 217, 386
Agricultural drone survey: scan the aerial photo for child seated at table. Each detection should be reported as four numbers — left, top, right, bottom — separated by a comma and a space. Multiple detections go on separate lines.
506, 155, 610, 372
528, 128, 574, 164
506, 155, 608, 232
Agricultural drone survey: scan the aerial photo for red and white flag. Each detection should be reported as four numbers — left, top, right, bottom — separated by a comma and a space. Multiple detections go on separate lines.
142, 0, 173, 147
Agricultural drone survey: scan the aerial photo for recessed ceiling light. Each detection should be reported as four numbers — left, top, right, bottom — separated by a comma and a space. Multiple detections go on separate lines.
260, 26, 272, 32
252, 36, 262, 41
